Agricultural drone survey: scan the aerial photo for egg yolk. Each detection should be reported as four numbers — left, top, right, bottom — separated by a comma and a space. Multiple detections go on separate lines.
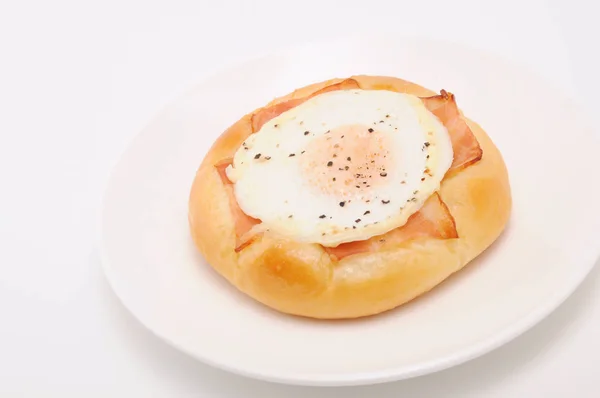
298, 125, 394, 200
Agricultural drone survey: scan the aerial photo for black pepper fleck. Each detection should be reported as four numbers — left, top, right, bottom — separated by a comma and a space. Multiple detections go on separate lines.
289, 153, 295, 157
380, 172, 387, 177
254, 153, 261, 159
368, 128, 374, 133
265, 156, 271, 160
339, 201, 345, 207
355, 218, 361, 223
333, 177, 336, 181
304, 131, 310, 136
385, 114, 390, 118
274, 124, 279, 127
344, 166, 349, 170
319, 214, 326, 219
353, 226, 357, 229
364, 210, 370, 215
347, 157, 351, 161
424, 142, 431, 147
382, 199, 390, 204
327, 161, 333, 167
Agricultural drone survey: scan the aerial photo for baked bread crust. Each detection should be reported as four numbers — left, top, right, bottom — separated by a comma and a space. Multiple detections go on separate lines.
188, 75, 512, 319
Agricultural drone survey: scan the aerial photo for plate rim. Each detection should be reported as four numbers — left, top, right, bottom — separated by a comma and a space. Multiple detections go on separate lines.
98, 33, 600, 387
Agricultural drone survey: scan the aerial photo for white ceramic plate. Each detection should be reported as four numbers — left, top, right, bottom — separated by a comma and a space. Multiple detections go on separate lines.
100, 35, 600, 386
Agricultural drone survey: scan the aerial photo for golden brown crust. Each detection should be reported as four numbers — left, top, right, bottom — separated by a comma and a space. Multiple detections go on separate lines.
188, 75, 512, 319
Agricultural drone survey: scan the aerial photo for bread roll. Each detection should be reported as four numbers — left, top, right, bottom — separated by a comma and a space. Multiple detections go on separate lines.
188, 75, 511, 319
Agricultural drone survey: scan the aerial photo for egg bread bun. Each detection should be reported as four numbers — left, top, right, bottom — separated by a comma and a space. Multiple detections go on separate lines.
188, 75, 511, 319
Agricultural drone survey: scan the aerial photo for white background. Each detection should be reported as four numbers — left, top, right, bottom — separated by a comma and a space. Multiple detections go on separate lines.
0, 0, 598, 396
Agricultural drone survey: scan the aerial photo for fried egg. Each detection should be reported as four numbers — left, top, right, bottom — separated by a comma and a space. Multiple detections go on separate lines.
225, 89, 454, 247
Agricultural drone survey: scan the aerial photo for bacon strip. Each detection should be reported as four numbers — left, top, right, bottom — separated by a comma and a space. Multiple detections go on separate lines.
215, 83, 480, 257
250, 78, 360, 132
421, 90, 483, 173
324, 193, 457, 260
214, 159, 261, 251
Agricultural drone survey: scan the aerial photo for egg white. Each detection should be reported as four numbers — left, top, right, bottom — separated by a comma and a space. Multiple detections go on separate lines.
226, 89, 453, 246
